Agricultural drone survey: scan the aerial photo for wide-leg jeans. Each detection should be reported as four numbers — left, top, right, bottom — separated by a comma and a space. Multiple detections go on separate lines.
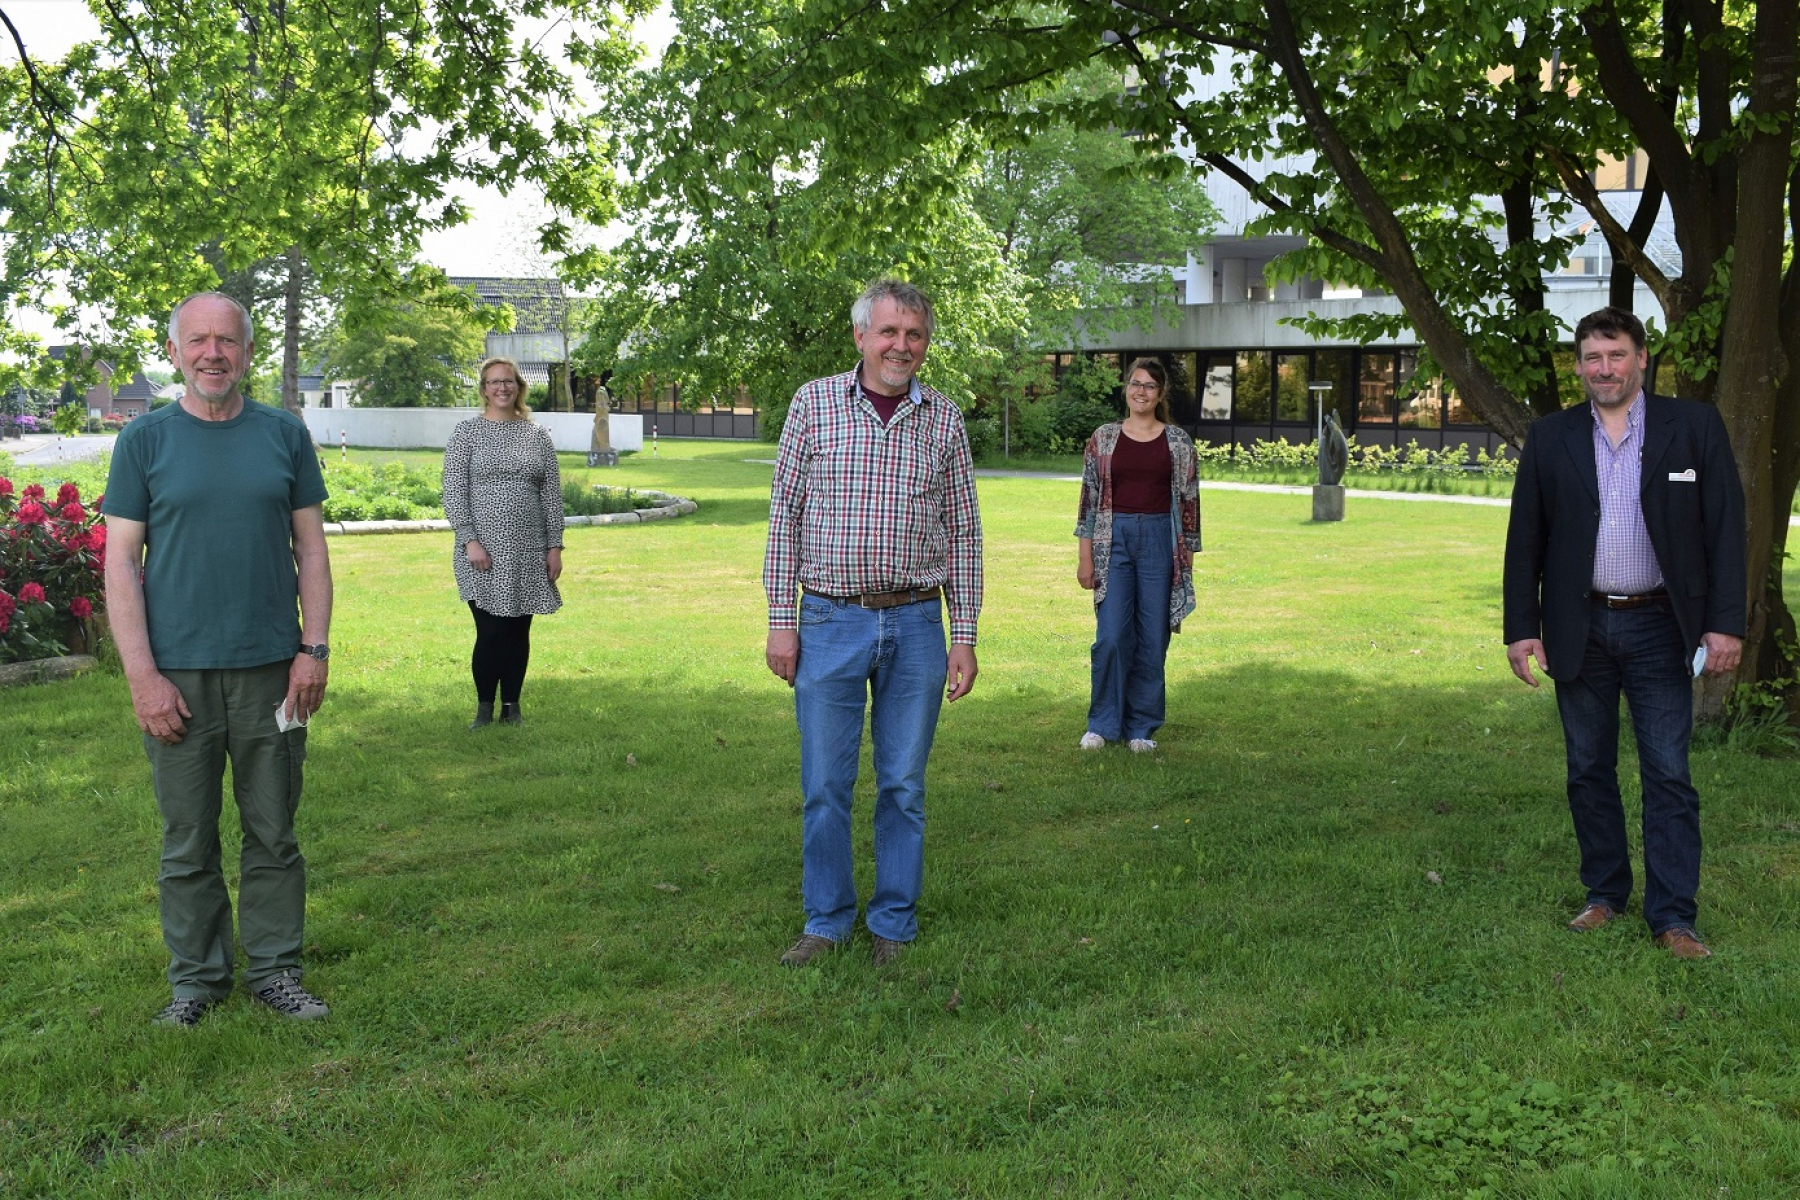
794, 593, 947, 943
1553, 600, 1701, 935
1088, 511, 1174, 742
145, 661, 309, 999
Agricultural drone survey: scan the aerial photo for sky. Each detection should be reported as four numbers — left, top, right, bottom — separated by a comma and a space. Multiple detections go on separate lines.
0, 0, 675, 336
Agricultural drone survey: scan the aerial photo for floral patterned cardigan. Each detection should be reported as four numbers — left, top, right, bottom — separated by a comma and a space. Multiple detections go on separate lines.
1073, 422, 1202, 632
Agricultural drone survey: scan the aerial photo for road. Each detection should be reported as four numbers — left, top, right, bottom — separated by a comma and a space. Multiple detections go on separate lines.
2, 433, 117, 467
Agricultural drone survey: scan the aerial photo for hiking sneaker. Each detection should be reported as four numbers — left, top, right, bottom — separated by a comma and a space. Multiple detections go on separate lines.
778, 933, 838, 967
1128, 738, 1158, 754
1079, 732, 1106, 750
152, 995, 218, 1028
872, 935, 908, 967
252, 973, 330, 1020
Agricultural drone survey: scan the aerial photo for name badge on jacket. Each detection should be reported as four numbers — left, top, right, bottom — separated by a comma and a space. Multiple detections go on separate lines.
1668, 469, 1697, 483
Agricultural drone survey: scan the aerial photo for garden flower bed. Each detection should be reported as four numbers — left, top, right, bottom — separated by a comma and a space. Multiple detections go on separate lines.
0, 476, 106, 667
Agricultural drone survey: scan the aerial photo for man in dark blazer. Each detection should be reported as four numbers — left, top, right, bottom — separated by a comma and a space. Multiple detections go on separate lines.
1503, 306, 1745, 960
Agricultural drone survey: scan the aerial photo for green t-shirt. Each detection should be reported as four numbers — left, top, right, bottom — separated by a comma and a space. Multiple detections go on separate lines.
102, 400, 328, 669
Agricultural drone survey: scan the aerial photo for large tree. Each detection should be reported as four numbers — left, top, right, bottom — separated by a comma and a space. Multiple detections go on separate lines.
648, 0, 1798, 714
0, 0, 644, 413
574, 4, 1214, 434
318, 274, 496, 407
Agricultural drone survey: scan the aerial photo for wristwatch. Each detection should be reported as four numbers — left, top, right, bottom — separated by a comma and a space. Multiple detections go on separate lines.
299, 643, 330, 662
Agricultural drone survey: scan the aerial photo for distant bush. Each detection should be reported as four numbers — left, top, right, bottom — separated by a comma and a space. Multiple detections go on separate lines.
562, 480, 656, 516
320, 461, 443, 522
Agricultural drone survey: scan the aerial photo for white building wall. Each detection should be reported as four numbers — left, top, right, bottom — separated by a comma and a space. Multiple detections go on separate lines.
301, 408, 645, 453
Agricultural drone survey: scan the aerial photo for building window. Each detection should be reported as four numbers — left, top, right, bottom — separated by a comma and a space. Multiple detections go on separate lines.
1200, 353, 1233, 420
1235, 351, 1272, 423
1359, 353, 1397, 424
1275, 353, 1311, 422
1396, 352, 1441, 429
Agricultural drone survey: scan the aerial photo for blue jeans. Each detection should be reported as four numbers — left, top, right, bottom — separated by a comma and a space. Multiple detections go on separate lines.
1088, 512, 1174, 742
794, 593, 948, 943
1554, 600, 1701, 935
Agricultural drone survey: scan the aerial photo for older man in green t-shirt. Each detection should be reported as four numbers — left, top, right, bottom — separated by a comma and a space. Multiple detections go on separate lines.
103, 291, 335, 1027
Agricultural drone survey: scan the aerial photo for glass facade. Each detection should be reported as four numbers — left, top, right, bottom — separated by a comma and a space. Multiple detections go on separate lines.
1062, 343, 1504, 458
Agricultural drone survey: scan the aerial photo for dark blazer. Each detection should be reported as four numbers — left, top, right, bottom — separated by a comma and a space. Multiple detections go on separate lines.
1503, 393, 1746, 681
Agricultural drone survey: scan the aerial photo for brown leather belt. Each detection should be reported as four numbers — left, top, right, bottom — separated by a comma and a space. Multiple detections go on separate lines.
803, 585, 942, 610
1592, 589, 1670, 610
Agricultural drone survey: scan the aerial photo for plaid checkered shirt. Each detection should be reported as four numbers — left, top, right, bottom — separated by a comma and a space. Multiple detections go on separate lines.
1591, 392, 1664, 594
764, 368, 984, 644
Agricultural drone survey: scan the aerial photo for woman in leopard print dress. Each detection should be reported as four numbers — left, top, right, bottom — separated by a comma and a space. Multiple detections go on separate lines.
442, 357, 564, 727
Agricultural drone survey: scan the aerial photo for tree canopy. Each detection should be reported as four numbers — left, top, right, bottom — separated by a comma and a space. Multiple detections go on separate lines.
573, 5, 1214, 431
632, 0, 1797, 709
318, 276, 497, 408
0, 0, 647, 410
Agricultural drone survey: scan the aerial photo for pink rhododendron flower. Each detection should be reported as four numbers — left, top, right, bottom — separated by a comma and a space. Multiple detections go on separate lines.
18, 581, 46, 605
0, 477, 13, 498
22, 483, 44, 501
60, 502, 86, 522
14, 500, 48, 526
70, 595, 93, 620
56, 482, 80, 506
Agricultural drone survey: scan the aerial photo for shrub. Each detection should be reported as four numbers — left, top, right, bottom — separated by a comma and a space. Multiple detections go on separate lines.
0, 477, 106, 662
963, 415, 1000, 461
319, 461, 443, 522
562, 480, 656, 516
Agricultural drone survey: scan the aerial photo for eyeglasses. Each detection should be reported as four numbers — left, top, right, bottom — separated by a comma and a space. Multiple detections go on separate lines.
1126, 381, 1159, 393
484, 379, 521, 389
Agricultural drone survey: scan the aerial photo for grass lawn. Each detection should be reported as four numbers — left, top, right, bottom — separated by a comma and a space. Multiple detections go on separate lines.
3, 439, 1798, 1197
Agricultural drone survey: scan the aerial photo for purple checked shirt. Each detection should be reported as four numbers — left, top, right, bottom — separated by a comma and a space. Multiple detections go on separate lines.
764, 368, 984, 644
1591, 393, 1664, 594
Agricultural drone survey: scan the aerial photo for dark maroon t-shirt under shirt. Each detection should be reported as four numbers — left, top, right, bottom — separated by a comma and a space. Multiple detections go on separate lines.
1112, 429, 1172, 514
861, 381, 908, 425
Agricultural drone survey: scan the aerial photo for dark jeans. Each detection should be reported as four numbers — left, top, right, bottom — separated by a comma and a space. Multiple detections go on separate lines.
470, 603, 534, 705
1553, 599, 1701, 935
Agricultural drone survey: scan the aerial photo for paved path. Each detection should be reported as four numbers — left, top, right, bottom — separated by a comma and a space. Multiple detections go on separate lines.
3, 433, 117, 466
754, 459, 1800, 524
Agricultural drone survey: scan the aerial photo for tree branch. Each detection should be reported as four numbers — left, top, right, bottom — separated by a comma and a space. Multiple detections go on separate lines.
1546, 146, 1675, 308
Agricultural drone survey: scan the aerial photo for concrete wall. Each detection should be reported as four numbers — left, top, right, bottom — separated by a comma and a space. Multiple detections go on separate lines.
301, 408, 645, 453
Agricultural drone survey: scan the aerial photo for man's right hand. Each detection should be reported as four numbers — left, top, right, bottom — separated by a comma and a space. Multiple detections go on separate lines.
130, 672, 192, 743
766, 629, 799, 687
1506, 638, 1546, 689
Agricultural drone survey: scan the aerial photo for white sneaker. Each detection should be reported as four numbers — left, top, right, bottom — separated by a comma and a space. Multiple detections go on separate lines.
1078, 732, 1106, 750
1128, 738, 1158, 754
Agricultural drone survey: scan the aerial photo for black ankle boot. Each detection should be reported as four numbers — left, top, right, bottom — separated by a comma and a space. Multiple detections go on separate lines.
469, 702, 494, 729
499, 702, 523, 725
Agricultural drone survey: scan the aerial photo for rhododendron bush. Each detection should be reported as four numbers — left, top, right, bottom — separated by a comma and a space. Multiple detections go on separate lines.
0, 477, 106, 662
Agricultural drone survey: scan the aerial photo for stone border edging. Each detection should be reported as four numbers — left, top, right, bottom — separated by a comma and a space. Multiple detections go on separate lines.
0, 653, 99, 689
323, 491, 698, 536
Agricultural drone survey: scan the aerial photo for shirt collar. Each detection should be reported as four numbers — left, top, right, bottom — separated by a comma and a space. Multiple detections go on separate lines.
847, 367, 925, 406
1591, 391, 1645, 438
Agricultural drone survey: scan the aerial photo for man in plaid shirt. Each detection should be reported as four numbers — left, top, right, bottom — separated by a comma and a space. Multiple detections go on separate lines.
763, 278, 983, 968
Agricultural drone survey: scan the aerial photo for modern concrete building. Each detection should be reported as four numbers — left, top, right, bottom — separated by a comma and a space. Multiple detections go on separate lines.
1071, 137, 1670, 455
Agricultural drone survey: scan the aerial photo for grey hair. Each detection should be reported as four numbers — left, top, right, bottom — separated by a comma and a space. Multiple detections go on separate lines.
168, 291, 254, 346
850, 278, 934, 340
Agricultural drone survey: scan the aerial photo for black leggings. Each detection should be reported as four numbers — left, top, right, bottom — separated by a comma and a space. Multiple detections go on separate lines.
469, 603, 534, 705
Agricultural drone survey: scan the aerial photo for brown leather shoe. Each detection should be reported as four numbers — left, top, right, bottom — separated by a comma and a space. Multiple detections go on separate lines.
871, 936, 907, 967
1566, 902, 1620, 933
1654, 928, 1713, 960
778, 933, 837, 967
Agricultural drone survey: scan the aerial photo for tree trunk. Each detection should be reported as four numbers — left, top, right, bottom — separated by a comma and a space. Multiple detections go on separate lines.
1694, 0, 1796, 719
282, 244, 304, 417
